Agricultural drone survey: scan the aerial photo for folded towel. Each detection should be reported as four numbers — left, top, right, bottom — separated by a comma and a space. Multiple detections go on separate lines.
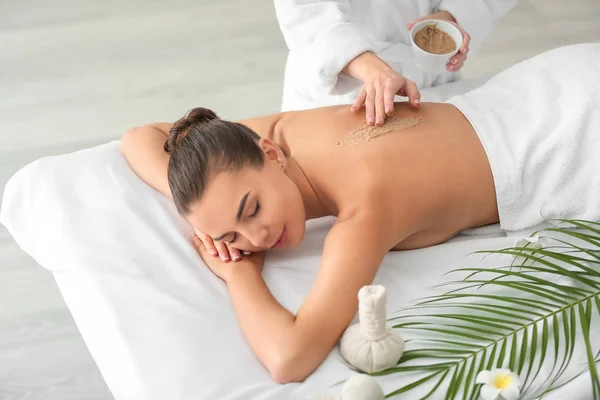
447, 43, 600, 231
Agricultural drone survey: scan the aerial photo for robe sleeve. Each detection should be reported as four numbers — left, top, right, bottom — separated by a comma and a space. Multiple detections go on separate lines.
274, 0, 376, 95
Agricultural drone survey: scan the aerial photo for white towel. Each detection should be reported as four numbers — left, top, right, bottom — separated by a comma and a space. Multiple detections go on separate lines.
447, 43, 600, 231
274, 0, 517, 111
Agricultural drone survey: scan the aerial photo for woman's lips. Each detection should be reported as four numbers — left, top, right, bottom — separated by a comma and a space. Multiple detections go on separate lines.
271, 226, 287, 249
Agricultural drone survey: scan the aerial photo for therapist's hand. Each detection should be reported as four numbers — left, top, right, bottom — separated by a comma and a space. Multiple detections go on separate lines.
193, 229, 250, 263
344, 51, 421, 126
407, 10, 471, 73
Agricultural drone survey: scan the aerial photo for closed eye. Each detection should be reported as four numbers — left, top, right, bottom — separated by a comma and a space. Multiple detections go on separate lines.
227, 232, 238, 244
227, 202, 259, 244
250, 201, 260, 217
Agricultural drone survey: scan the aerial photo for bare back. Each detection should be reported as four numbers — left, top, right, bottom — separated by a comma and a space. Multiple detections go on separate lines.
241, 102, 499, 250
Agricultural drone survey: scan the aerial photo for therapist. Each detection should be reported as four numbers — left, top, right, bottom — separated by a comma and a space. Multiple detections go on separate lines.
274, 0, 518, 126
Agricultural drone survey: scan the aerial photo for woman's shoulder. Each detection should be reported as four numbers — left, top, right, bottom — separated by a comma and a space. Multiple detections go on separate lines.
237, 112, 282, 140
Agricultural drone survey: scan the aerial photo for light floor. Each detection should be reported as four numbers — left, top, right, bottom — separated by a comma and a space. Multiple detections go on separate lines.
1, 0, 599, 398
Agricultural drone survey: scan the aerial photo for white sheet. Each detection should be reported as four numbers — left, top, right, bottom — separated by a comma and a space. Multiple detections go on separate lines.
1, 78, 596, 399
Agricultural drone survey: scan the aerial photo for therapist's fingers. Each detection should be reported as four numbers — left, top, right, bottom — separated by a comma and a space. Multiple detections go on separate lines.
365, 88, 376, 125
447, 60, 465, 72
459, 31, 471, 54
447, 53, 467, 72
384, 85, 396, 116
452, 60, 465, 72
375, 84, 386, 125
448, 54, 467, 72
351, 88, 367, 112
398, 79, 421, 108
449, 52, 467, 66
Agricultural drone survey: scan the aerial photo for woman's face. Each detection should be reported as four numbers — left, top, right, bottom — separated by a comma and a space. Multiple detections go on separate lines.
186, 142, 306, 252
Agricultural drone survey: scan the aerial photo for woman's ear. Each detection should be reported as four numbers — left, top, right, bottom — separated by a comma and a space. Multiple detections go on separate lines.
258, 138, 286, 167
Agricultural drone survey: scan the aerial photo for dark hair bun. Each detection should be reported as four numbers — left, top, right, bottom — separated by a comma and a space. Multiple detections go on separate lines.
164, 107, 218, 153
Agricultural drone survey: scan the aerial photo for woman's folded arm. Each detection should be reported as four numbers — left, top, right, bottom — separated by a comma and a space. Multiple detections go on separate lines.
119, 122, 173, 199
226, 211, 401, 383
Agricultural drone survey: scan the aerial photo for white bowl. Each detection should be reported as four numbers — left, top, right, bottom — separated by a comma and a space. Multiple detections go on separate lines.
410, 19, 463, 74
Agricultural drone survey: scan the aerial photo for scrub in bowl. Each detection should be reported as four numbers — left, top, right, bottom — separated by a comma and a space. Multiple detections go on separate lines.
410, 19, 463, 74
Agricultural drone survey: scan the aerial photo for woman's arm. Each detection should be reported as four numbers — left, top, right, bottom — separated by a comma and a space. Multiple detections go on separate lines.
224, 211, 402, 383
118, 117, 275, 197
119, 122, 173, 199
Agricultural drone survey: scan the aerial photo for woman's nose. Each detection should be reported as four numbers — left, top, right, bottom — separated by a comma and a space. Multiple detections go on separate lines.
247, 226, 269, 248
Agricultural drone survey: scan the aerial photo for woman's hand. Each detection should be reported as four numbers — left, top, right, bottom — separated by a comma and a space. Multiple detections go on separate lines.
407, 10, 471, 73
193, 229, 250, 263
192, 234, 263, 282
344, 52, 421, 127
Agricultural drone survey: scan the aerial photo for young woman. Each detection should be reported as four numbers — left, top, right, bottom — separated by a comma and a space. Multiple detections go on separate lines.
119, 44, 600, 384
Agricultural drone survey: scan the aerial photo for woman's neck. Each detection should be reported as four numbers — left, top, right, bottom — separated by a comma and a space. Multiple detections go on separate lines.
286, 157, 331, 220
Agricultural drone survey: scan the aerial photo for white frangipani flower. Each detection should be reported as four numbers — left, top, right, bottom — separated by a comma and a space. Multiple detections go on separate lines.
312, 374, 384, 400
476, 368, 521, 400
514, 235, 544, 265
514, 235, 543, 250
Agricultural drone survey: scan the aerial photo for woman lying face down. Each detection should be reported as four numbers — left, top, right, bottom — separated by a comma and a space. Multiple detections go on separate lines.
121, 98, 501, 383
119, 42, 600, 385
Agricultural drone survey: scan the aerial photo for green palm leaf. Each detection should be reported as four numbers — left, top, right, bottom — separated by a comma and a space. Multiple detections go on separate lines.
379, 219, 600, 399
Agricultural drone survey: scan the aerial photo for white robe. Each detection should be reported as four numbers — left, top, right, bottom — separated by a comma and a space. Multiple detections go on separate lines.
274, 0, 518, 111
